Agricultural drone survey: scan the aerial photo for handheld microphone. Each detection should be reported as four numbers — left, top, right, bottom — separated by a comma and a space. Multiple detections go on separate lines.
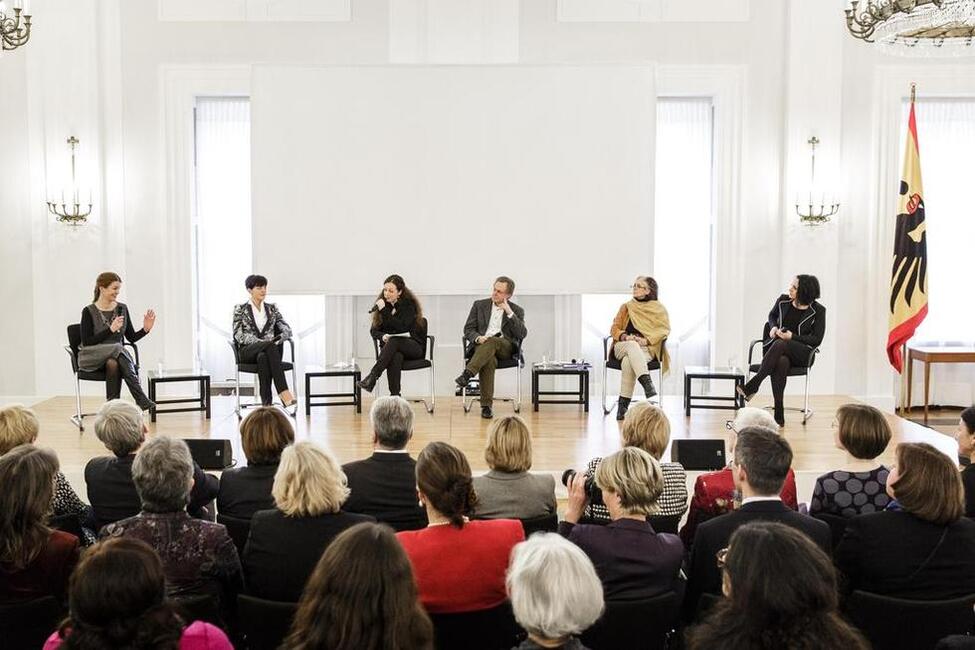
368, 304, 379, 314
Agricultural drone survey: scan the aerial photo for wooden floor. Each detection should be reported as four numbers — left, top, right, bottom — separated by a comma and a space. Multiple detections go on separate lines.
30, 392, 957, 507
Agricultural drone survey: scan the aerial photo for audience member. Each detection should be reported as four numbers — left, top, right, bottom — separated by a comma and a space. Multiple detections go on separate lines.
0, 405, 94, 544
680, 407, 798, 548
43, 538, 232, 650
217, 406, 294, 519
609, 275, 670, 418
0, 445, 79, 603
561, 447, 682, 601
473, 415, 556, 520
580, 402, 687, 523
507, 533, 604, 650
397, 441, 524, 613
685, 522, 868, 650
100, 436, 242, 607
283, 522, 433, 650
835, 442, 975, 599
85, 400, 219, 529
684, 427, 829, 615
810, 403, 892, 517
956, 406, 975, 518
342, 396, 427, 531
244, 441, 373, 602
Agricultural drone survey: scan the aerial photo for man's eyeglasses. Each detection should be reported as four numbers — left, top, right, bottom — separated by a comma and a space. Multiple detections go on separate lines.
725, 420, 736, 431
716, 547, 729, 570
631, 284, 649, 290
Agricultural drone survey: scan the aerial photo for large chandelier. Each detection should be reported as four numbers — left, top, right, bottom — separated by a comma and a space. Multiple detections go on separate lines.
0, 1, 32, 53
845, 0, 975, 56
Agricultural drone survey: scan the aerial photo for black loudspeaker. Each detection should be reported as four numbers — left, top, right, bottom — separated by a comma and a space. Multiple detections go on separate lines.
184, 438, 234, 470
671, 439, 726, 471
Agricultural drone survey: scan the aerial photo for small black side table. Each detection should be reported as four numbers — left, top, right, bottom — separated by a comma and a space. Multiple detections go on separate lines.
684, 366, 745, 416
532, 363, 591, 412
305, 364, 361, 414
147, 369, 211, 423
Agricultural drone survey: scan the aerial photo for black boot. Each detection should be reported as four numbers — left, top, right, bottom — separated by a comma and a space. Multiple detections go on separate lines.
638, 374, 657, 398
357, 372, 378, 392
616, 397, 631, 421
774, 405, 785, 428
119, 357, 155, 411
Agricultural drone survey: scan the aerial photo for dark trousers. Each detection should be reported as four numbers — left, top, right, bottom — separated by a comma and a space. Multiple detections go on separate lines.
369, 337, 424, 395
743, 338, 810, 420
104, 351, 152, 409
239, 341, 289, 405
466, 337, 514, 407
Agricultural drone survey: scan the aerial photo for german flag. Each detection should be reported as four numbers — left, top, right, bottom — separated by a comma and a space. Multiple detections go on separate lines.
887, 85, 928, 373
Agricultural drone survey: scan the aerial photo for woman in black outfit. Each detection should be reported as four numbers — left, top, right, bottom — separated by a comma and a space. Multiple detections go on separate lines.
358, 275, 426, 396
738, 274, 825, 427
79, 272, 155, 411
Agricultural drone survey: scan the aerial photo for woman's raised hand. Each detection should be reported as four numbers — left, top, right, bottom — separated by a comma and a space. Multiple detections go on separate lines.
143, 309, 156, 332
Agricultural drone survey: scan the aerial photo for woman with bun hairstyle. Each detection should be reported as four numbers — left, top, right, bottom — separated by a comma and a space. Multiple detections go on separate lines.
396, 442, 524, 614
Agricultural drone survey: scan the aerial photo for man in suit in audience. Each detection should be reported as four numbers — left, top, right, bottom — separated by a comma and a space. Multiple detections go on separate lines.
455, 276, 528, 419
683, 426, 831, 618
342, 396, 427, 531
85, 400, 219, 531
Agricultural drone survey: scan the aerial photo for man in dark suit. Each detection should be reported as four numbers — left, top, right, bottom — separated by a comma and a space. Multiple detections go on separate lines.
455, 276, 528, 419
342, 396, 427, 531
683, 426, 830, 618
85, 400, 219, 530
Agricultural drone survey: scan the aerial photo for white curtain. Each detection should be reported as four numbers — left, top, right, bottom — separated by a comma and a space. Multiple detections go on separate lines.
902, 99, 975, 408
582, 97, 714, 397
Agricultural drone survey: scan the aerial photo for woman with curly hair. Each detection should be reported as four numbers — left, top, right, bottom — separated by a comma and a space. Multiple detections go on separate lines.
686, 521, 867, 650
44, 537, 231, 649
359, 274, 427, 396
283, 522, 432, 650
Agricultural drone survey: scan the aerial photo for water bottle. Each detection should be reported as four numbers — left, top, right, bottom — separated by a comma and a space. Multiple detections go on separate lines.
157, 359, 164, 376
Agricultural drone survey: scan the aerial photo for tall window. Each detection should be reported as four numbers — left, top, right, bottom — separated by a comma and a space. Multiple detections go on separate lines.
582, 98, 714, 393
194, 97, 325, 386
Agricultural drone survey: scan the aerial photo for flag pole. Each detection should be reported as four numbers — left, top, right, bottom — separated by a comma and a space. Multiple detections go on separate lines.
910, 82, 916, 104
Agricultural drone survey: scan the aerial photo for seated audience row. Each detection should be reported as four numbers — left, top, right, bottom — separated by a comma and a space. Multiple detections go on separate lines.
957, 405, 975, 518
0, 405, 94, 544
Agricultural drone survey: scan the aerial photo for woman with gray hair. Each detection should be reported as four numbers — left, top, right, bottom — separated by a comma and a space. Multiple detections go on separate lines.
243, 441, 374, 602
100, 435, 242, 608
561, 447, 682, 601
507, 533, 604, 650
85, 400, 219, 529
679, 406, 798, 549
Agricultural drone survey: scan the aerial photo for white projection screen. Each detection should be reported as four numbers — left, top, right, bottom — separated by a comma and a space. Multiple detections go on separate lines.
251, 64, 655, 294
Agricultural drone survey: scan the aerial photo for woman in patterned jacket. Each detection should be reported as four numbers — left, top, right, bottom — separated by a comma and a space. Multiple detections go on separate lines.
232, 274, 296, 408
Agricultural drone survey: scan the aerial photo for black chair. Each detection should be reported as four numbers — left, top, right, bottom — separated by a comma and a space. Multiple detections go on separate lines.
228, 338, 297, 418
370, 318, 436, 413
171, 593, 224, 628
49, 512, 85, 541
648, 513, 680, 535
65, 323, 140, 431
811, 512, 849, 550
520, 513, 559, 536
237, 594, 298, 650
460, 340, 524, 413
0, 596, 65, 649
845, 590, 975, 650
580, 590, 680, 650
429, 601, 523, 650
217, 513, 252, 556
746, 337, 819, 424
601, 335, 665, 415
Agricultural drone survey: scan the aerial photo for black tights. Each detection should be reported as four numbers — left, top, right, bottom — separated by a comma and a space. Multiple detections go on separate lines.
104, 354, 153, 410
743, 339, 809, 422
368, 337, 424, 395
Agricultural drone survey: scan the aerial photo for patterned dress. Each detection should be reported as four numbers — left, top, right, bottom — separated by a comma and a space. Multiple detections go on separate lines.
809, 466, 890, 518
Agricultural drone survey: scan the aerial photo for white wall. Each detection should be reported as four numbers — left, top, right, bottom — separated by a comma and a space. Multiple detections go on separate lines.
3, 0, 973, 404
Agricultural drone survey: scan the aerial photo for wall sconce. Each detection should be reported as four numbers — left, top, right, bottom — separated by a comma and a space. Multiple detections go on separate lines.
795, 136, 840, 226
47, 136, 93, 226
0, 0, 32, 54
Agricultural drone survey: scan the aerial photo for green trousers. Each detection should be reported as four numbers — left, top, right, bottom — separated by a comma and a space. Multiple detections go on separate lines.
466, 337, 514, 406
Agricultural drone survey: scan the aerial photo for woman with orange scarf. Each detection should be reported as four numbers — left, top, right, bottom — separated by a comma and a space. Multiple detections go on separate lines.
609, 276, 670, 420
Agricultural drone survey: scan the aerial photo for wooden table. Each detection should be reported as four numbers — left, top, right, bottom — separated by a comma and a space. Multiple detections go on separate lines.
906, 346, 975, 425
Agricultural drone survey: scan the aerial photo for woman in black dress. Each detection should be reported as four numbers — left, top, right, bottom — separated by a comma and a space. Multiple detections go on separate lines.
358, 275, 426, 396
79, 272, 155, 411
738, 274, 825, 426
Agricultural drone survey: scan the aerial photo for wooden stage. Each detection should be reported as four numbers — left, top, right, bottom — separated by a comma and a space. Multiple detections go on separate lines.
28, 393, 957, 509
